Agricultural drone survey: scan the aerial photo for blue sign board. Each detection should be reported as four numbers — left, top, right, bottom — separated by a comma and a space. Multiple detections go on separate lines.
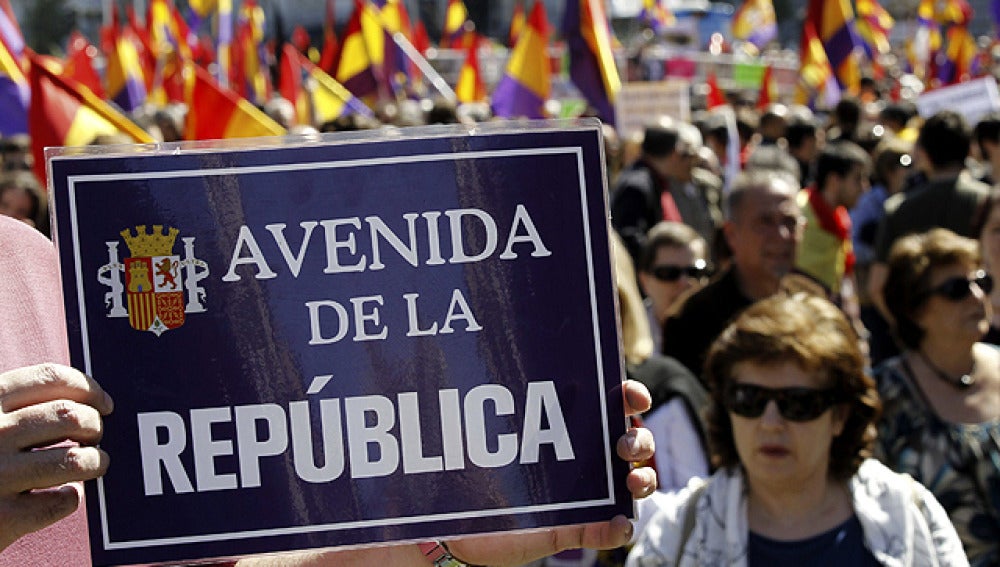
49, 122, 630, 566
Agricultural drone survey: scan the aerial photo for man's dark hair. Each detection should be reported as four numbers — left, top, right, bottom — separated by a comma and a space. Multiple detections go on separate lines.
785, 116, 818, 150
917, 110, 971, 169
879, 102, 917, 130
973, 111, 1000, 158
832, 97, 862, 141
815, 140, 871, 189
641, 124, 681, 158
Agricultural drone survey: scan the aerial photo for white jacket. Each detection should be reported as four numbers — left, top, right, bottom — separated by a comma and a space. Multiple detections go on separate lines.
627, 459, 967, 567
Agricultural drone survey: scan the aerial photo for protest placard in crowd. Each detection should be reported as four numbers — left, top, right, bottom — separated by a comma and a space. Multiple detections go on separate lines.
48, 121, 630, 566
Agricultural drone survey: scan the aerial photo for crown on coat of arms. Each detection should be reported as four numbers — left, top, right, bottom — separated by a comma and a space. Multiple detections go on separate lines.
120, 225, 179, 257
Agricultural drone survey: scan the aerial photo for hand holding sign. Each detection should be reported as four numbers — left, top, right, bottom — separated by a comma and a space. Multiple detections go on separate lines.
235, 380, 657, 567
445, 379, 656, 567
0, 363, 113, 551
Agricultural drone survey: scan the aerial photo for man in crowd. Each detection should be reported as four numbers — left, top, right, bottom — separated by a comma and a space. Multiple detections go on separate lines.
795, 141, 871, 297
661, 169, 822, 380
611, 122, 720, 266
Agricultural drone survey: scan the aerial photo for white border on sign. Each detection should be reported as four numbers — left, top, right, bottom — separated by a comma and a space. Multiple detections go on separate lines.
65, 146, 617, 550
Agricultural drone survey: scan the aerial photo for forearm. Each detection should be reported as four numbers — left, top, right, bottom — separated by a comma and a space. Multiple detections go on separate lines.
235, 544, 428, 566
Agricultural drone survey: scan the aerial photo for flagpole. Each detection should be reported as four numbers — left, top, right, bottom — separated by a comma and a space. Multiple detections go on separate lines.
391, 31, 457, 103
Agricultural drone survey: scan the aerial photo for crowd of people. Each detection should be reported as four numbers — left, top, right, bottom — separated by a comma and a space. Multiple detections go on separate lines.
4, 72, 1000, 565
608, 91, 1000, 566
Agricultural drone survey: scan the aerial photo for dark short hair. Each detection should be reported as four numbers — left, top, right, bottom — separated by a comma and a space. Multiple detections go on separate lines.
885, 228, 980, 349
815, 140, 871, 188
973, 111, 1000, 158
641, 125, 680, 158
638, 221, 706, 272
917, 110, 970, 169
879, 102, 917, 129
785, 116, 818, 150
704, 294, 881, 481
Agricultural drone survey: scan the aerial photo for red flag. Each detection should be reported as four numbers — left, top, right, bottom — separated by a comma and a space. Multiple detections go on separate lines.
183, 62, 285, 140
292, 25, 311, 53
757, 65, 775, 109
27, 52, 154, 184
63, 31, 105, 98
412, 20, 430, 55
706, 71, 726, 108
319, 0, 339, 73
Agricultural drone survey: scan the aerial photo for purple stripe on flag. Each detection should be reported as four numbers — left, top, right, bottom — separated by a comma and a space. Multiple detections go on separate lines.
113, 76, 147, 113
0, 76, 27, 135
747, 23, 777, 48
824, 24, 860, 70
566, 36, 615, 124
0, 9, 22, 57
491, 75, 546, 119
217, 7, 233, 45
343, 68, 379, 100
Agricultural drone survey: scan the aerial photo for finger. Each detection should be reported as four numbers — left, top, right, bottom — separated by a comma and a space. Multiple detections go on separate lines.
626, 467, 658, 499
0, 446, 109, 494
621, 380, 651, 416
550, 516, 635, 552
448, 517, 636, 567
0, 485, 80, 552
1, 400, 104, 451
0, 364, 113, 415
617, 426, 654, 463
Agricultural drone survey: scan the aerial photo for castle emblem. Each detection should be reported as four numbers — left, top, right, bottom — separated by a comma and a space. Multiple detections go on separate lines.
97, 225, 209, 336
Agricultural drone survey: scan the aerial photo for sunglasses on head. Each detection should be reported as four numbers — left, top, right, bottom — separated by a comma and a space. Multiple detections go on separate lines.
922, 270, 993, 302
648, 259, 710, 283
723, 383, 843, 422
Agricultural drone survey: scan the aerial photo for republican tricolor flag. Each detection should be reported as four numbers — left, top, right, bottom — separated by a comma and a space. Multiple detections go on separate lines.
105, 26, 148, 112
63, 31, 105, 99
491, 1, 551, 119
805, 0, 864, 94
455, 32, 485, 103
180, 62, 285, 140
334, 0, 380, 102
732, 0, 778, 51
279, 43, 373, 127
0, 33, 27, 136
441, 0, 468, 48
563, 0, 621, 124
27, 52, 154, 183
0, 0, 23, 59
757, 65, 777, 109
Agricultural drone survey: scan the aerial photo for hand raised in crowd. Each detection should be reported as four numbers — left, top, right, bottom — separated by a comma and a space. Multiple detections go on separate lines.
0, 363, 113, 551
237, 379, 657, 567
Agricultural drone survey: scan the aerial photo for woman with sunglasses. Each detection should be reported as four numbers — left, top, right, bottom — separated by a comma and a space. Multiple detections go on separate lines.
627, 293, 965, 566
877, 228, 1000, 566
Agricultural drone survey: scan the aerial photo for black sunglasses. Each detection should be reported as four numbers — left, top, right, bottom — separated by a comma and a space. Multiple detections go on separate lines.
649, 259, 710, 283
723, 383, 843, 422
922, 270, 993, 302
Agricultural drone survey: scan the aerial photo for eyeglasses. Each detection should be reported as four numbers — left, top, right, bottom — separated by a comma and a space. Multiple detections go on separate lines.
922, 270, 993, 302
723, 383, 843, 422
648, 259, 710, 283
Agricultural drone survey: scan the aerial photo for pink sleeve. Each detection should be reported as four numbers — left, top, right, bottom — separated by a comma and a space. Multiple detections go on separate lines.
0, 216, 92, 566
